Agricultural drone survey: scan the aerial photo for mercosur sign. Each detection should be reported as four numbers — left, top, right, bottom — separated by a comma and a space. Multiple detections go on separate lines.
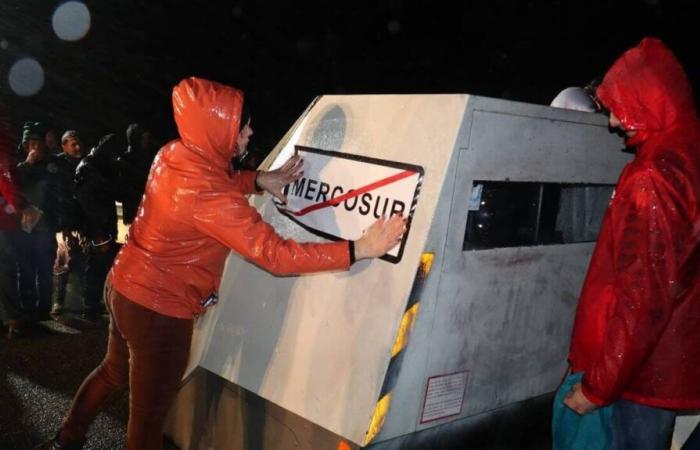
273, 146, 424, 263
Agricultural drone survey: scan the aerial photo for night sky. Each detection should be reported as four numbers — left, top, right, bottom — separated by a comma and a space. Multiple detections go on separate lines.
1, 0, 698, 155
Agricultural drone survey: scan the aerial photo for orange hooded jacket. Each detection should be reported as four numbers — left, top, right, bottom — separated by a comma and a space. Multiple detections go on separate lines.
568, 38, 700, 409
110, 78, 350, 319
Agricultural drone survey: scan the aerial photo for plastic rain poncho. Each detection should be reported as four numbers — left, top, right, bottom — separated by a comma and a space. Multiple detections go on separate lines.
568, 38, 700, 409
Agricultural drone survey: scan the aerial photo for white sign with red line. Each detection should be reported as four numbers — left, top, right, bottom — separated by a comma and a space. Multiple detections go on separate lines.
272, 145, 424, 264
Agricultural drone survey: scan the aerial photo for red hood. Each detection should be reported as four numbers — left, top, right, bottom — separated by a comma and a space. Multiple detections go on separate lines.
596, 37, 698, 148
171, 77, 245, 168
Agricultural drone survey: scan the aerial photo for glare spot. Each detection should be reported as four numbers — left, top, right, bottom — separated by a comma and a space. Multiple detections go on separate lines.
387, 20, 401, 34
0, 40, 8, 50
52, 1, 91, 42
8, 58, 45, 96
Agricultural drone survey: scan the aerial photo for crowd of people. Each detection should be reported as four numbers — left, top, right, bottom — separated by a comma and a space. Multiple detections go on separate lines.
0, 119, 158, 337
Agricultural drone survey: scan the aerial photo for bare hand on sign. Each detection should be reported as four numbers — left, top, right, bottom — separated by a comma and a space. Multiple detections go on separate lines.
256, 155, 304, 203
355, 214, 407, 260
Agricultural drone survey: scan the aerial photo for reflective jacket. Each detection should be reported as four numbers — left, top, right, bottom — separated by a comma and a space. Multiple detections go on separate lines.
568, 38, 700, 409
110, 77, 350, 319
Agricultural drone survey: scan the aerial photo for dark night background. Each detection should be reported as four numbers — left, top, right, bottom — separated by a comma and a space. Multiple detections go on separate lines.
1, 0, 699, 155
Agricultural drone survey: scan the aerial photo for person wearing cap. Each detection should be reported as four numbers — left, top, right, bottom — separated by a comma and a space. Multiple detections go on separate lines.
15, 121, 59, 322
37, 77, 406, 450
50, 130, 88, 319
563, 38, 700, 449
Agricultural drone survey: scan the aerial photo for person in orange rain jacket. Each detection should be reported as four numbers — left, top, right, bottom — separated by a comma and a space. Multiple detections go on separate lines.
39, 77, 406, 450
563, 38, 700, 450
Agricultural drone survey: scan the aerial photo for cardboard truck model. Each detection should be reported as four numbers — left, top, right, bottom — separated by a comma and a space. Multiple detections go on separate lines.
164, 93, 632, 449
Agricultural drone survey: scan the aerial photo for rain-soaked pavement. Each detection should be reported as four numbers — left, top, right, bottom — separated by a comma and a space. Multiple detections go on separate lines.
0, 317, 127, 450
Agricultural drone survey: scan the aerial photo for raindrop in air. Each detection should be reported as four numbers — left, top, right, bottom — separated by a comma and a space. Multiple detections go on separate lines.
8, 58, 45, 96
52, 1, 91, 42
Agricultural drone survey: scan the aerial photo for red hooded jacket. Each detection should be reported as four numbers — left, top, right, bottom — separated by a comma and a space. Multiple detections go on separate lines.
0, 116, 23, 231
568, 38, 700, 409
110, 78, 350, 319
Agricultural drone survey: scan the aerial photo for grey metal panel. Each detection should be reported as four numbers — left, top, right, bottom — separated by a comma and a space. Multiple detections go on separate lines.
433, 244, 589, 412
420, 98, 627, 427
376, 96, 629, 441
460, 96, 629, 184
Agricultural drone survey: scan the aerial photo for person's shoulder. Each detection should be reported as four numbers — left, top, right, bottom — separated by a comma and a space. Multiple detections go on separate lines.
45, 156, 61, 175
53, 152, 74, 163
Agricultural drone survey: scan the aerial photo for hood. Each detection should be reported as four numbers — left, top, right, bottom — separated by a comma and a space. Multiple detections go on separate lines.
125, 122, 143, 153
596, 37, 698, 147
171, 77, 244, 167
88, 133, 122, 170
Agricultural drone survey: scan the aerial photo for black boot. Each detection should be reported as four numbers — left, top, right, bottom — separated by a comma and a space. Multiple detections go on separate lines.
51, 271, 69, 319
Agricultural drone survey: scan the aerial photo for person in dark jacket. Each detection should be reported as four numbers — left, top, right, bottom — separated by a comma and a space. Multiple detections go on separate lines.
74, 133, 121, 319
116, 123, 157, 225
51, 130, 88, 319
15, 122, 59, 321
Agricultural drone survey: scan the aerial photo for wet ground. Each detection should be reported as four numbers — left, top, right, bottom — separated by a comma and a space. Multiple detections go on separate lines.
0, 317, 127, 449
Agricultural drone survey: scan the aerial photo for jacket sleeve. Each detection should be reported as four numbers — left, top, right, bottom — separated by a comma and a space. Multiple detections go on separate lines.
582, 167, 681, 405
16, 161, 38, 186
231, 170, 260, 196
192, 189, 350, 276
0, 164, 25, 213
75, 165, 114, 239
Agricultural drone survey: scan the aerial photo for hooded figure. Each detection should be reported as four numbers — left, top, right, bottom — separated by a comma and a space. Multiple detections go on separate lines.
41, 77, 405, 450
566, 38, 700, 447
116, 123, 157, 224
72, 133, 122, 318
74, 133, 121, 242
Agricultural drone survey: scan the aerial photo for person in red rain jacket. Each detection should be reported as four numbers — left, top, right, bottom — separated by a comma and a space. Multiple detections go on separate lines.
0, 118, 26, 335
38, 77, 406, 450
564, 38, 700, 449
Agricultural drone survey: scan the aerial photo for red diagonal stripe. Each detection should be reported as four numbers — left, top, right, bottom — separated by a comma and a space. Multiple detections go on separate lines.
279, 169, 416, 217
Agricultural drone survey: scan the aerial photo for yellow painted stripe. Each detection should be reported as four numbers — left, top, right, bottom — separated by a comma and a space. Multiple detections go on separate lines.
364, 392, 392, 446
421, 252, 435, 274
390, 302, 421, 358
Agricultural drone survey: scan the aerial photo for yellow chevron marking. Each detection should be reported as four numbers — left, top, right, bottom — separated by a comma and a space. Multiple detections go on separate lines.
391, 302, 421, 358
364, 392, 392, 446
420, 252, 435, 275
